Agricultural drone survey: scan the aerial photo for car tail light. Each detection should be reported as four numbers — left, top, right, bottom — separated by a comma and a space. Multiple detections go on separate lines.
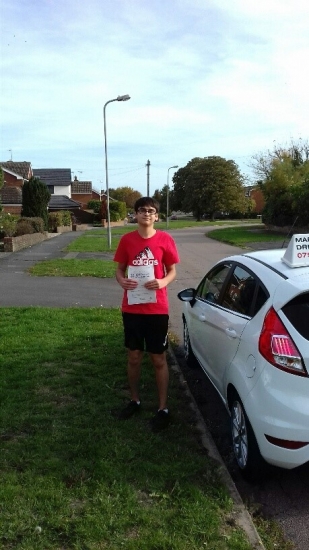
259, 308, 307, 376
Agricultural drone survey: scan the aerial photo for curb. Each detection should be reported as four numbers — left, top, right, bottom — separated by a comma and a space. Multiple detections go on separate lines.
168, 346, 266, 550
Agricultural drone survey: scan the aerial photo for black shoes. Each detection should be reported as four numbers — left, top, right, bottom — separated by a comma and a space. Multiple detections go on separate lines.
150, 409, 170, 432
117, 401, 170, 432
118, 400, 141, 420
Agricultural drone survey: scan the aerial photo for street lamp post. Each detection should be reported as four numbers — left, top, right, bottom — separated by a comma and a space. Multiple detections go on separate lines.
103, 94, 130, 248
166, 165, 178, 230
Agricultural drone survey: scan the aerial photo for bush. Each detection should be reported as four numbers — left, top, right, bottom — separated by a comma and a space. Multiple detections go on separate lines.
87, 200, 101, 213
18, 217, 45, 233
48, 213, 58, 232
15, 219, 34, 236
262, 195, 294, 226
0, 213, 19, 237
62, 211, 72, 226
110, 210, 121, 222
109, 200, 127, 221
48, 211, 72, 231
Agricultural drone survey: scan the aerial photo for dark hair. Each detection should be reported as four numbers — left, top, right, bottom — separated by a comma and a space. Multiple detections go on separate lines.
134, 197, 160, 213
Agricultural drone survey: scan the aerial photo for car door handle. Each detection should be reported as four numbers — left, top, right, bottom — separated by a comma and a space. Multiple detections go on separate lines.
198, 315, 206, 322
225, 328, 237, 338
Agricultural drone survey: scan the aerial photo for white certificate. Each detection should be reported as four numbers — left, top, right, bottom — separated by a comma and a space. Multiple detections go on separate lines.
127, 265, 157, 305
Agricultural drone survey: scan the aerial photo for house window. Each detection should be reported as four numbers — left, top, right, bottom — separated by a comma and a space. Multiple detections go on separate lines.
47, 185, 54, 194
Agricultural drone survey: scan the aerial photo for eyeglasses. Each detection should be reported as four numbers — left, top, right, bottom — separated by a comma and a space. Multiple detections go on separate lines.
137, 207, 157, 215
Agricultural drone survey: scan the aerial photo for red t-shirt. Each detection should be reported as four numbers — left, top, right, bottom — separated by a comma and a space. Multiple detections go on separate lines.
113, 230, 180, 314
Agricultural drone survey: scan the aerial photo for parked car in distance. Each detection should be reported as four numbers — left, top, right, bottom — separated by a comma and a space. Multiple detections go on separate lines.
170, 214, 178, 220
178, 234, 309, 480
128, 213, 137, 223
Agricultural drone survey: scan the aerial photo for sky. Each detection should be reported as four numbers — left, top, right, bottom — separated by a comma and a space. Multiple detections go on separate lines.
1, 0, 309, 195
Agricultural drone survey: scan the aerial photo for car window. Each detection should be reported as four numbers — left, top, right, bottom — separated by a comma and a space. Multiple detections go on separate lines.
221, 265, 257, 316
282, 292, 309, 340
253, 285, 268, 316
196, 264, 232, 304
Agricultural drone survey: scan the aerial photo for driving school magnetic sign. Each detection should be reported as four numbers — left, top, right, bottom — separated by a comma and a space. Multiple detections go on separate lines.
282, 234, 309, 267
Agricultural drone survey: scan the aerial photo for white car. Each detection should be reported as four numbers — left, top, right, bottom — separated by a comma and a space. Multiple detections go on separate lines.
178, 235, 309, 480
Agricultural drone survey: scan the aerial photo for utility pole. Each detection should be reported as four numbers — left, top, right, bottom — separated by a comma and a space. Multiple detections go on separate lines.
146, 159, 150, 196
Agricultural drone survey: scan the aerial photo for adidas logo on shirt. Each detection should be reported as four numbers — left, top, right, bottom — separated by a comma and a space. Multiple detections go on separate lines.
133, 246, 159, 266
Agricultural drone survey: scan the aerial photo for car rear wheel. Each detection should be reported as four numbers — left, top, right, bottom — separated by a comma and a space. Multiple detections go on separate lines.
230, 393, 265, 481
183, 319, 196, 368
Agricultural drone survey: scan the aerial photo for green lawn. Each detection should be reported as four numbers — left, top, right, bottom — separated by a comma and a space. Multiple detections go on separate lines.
29, 259, 116, 278
0, 307, 252, 550
208, 226, 286, 247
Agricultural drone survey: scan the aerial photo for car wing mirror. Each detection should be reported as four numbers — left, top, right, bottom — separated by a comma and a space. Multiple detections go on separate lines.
177, 288, 196, 306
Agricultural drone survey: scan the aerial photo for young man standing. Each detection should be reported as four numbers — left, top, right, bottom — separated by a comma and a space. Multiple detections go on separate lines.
114, 197, 180, 431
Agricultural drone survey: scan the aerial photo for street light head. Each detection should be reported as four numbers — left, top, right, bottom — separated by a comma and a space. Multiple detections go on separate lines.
117, 94, 131, 102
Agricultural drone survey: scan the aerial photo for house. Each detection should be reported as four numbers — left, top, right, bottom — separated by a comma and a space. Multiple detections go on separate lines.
33, 168, 82, 212
32, 169, 103, 224
0, 163, 101, 223
244, 185, 265, 214
71, 176, 101, 209
0, 161, 32, 214
33, 168, 73, 198
0, 161, 32, 180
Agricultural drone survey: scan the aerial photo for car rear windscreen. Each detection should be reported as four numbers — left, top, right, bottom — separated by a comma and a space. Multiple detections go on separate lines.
282, 293, 309, 340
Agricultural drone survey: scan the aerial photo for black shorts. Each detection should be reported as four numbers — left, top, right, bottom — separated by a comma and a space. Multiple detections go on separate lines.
122, 313, 169, 354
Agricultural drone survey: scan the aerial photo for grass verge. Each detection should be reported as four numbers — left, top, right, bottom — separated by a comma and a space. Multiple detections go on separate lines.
0, 307, 252, 550
29, 259, 116, 278
207, 226, 286, 247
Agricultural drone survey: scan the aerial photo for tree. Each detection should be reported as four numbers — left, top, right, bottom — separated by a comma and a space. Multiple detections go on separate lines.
152, 186, 168, 215
152, 189, 163, 206
251, 139, 309, 226
251, 139, 309, 180
109, 186, 142, 208
22, 177, 51, 229
0, 168, 3, 212
172, 156, 246, 220
109, 200, 127, 221
87, 199, 101, 214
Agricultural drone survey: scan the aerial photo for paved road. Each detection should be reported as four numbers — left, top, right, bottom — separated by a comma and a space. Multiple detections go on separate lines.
167, 226, 245, 340
0, 232, 122, 307
1, 227, 308, 549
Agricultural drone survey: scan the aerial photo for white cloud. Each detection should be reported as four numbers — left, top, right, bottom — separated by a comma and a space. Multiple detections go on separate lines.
1, 0, 309, 192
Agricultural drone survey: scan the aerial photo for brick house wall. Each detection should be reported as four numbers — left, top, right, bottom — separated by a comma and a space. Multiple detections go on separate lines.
245, 186, 265, 214
1, 171, 23, 214
2, 205, 22, 215
250, 188, 265, 214
2, 171, 23, 187
0, 164, 28, 215
71, 192, 90, 209
71, 178, 98, 210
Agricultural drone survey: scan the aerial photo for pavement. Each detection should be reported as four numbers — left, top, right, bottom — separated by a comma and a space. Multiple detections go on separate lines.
0, 229, 265, 549
0, 231, 123, 307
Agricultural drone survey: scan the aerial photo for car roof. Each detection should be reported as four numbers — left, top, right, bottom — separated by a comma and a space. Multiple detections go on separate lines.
241, 249, 309, 284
